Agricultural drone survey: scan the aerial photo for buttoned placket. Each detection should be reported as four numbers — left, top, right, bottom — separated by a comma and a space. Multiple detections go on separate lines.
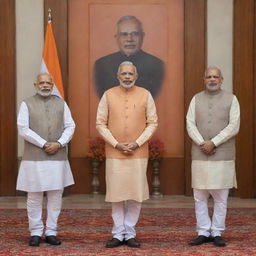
206, 96, 214, 147
124, 92, 129, 141
44, 99, 52, 140
207, 97, 213, 125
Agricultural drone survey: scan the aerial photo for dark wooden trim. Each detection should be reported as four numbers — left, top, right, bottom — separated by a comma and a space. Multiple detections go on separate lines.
44, 0, 68, 100
255, 2, 256, 197
233, 0, 255, 198
0, 0, 17, 195
184, 0, 207, 195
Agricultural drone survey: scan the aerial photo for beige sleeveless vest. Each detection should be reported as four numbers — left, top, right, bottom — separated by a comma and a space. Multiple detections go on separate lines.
105, 86, 149, 158
192, 89, 235, 160
23, 94, 67, 161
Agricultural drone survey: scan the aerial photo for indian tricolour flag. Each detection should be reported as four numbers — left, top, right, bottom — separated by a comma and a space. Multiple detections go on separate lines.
40, 11, 64, 98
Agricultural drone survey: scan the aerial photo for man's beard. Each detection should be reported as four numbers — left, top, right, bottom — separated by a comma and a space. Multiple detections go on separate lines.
36, 88, 52, 97
206, 82, 220, 92
120, 80, 136, 89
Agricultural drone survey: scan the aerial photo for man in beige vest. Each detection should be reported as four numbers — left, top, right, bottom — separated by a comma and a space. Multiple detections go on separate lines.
186, 67, 240, 247
96, 61, 158, 248
17, 73, 75, 246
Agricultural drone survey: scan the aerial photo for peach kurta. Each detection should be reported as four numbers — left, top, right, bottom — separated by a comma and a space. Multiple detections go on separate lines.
96, 86, 158, 202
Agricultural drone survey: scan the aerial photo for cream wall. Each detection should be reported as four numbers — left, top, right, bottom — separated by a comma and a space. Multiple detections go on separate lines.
207, 0, 233, 92
16, 0, 44, 156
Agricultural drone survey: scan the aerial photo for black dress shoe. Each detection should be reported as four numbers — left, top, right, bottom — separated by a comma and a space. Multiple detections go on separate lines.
213, 236, 226, 246
45, 235, 61, 245
29, 236, 41, 246
126, 238, 141, 248
105, 238, 124, 248
189, 235, 212, 246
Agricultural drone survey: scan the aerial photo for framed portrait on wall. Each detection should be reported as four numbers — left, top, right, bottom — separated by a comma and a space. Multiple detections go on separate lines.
68, 0, 184, 159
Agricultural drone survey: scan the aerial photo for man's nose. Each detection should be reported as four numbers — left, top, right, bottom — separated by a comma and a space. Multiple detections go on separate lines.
126, 34, 133, 41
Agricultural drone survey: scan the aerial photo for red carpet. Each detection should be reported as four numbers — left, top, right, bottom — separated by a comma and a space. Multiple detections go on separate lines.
0, 208, 256, 255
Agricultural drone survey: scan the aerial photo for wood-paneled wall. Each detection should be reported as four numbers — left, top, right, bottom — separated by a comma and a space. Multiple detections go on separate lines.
184, 0, 206, 195
53, 0, 207, 195
0, 0, 17, 195
1, 0, 255, 197
234, 0, 256, 197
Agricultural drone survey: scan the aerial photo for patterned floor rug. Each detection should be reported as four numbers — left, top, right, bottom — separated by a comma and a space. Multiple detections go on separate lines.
0, 208, 256, 256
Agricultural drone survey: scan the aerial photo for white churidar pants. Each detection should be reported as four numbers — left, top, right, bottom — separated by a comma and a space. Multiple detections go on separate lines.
27, 189, 63, 236
194, 188, 229, 237
111, 200, 141, 241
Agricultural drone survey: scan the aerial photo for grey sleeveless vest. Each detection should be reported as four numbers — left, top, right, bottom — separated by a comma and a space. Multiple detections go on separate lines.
192, 89, 235, 161
22, 94, 67, 161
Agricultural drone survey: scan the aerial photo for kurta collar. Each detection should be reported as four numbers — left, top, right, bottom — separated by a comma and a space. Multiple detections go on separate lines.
118, 85, 137, 93
205, 88, 222, 96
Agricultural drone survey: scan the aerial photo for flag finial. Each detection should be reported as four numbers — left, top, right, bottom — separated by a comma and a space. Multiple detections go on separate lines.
48, 8, 52, 23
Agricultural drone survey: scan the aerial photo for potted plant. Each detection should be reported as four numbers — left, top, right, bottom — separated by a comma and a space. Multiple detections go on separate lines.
87, 137, 105, 194
148, 138, 164, 197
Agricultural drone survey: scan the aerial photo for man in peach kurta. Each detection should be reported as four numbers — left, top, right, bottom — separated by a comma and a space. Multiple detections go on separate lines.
96, 61, 158, 248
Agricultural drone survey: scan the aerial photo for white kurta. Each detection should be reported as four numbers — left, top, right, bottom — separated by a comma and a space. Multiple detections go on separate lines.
16, 101, 75, 192
96, 92, 158, 202
186, 95, 240, 189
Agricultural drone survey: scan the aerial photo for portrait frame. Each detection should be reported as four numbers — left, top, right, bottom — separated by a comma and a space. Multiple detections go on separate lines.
68, 0, 184, 159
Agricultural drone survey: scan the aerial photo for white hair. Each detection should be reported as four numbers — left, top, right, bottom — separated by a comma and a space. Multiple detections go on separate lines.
117, 61, 137, 75
205, 66, 223, 78
116, 15, 144, 33
36, 72, 53, 83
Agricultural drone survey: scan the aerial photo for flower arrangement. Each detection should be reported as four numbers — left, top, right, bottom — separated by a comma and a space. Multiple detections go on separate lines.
87, 137, 105, 161
148, 138, 164, 160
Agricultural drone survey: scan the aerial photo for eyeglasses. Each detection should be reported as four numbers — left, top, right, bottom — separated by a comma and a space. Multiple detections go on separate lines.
38, 81, 53, 85
118, 31, 142, 38
205, 75, 221, 79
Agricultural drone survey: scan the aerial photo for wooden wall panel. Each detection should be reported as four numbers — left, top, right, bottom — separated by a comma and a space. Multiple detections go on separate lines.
158, 158, 185, 194
0, 0, 17, 195
184, 0, 206, 195
68, 0, 186, 195
45, 0, 256, 198
43, 0, 206, 195
233, 0, 255, 198
255, 2, 256, 197
0, 0, 254, 196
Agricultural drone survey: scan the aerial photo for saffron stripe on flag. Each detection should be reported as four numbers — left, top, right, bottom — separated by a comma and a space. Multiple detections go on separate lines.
40, 18, 64, 98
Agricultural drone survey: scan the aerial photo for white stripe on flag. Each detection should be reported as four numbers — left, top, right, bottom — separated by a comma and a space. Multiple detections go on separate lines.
40, 59, 61, 98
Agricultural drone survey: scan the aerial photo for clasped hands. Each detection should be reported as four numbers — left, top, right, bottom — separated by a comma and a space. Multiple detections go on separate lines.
43, 142, 61, 155
200, 140, 216, 155
115, 142, 139, 155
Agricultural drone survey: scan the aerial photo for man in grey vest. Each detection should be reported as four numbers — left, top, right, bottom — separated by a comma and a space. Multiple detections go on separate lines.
186, 67, 240, 247
17, 73, 75, 246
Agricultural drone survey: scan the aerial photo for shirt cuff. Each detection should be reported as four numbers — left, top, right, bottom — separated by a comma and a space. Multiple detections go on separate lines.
57, 140, 63, 148
39, 139, 47, 148
210, 139, 218, 147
